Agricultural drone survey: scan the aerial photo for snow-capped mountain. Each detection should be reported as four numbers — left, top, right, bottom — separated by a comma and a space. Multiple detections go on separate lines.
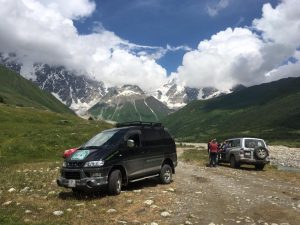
0, 53, 105, 116
88, 85, 171, 122
0, 52, 232, 120
155, 79, 227, 110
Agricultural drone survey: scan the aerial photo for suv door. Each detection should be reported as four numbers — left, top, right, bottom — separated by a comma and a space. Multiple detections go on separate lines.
225, 139, 241, 162
122, 130, 146, 179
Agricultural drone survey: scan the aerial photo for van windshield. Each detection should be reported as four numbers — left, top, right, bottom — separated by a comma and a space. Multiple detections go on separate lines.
244, 139, 266, 148
81, 130, 121, 149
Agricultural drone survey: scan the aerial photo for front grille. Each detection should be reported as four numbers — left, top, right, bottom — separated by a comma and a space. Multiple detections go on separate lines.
67, 161, 84, 168
64, 171, 81, 179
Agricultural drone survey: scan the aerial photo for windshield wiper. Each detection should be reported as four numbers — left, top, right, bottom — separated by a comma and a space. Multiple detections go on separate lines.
80, 146, 102, 149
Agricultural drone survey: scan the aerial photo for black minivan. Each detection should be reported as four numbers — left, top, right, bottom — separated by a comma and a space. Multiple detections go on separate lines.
57, 122, 177, 195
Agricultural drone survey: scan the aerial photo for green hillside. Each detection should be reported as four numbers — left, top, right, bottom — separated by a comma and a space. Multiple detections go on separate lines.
0, 104, 112, 165
0, 65, 73, 114
89, 96, 171, 122
163, 77, 300, 146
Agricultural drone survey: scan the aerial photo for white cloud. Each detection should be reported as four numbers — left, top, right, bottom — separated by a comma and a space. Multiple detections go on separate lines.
174, 0, 300, 90
38, 0, 96, 19
171, 28, 264, 91
207, 0, 229, 17
0, 0, 181, 92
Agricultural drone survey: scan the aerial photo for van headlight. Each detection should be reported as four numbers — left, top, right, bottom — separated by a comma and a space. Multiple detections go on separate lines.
84, 160, 104, 167
62, 161, 67, 167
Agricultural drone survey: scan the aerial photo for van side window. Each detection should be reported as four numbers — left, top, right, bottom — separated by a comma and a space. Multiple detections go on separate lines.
128, 133, 140, 147
142, 128, 162, 146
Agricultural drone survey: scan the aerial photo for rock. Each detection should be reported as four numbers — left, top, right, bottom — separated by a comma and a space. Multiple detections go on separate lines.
133, 190, 142, 193
66, 208, 72, 212
117, 221, 127, 224
160, 211, 171, 217
185, 221, 193, 225
8, 188, 16, 193
297, 203, 300, 208
48, 191, 56, 195
75, 203, 85, 207
107, 209, 117, 213
150, 205, 159, 209
144, 200, 154, 205
20, 187, 30, 193
208, 223, 216, 225
53, 210, 64, 216
151, 223, 159, 225
2, 201, 12, 206
126, 199, 133, 204
195, 191, 202, 194
92, 204, 97, 207
167, 188, 175, 192
25, 210, 32, 214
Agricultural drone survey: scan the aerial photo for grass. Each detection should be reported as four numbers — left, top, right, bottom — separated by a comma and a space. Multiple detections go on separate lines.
179, 148, 209, 166
0, 104, 112, 165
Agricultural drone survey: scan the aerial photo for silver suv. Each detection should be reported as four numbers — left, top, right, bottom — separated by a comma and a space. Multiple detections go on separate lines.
218, 137, 270, 170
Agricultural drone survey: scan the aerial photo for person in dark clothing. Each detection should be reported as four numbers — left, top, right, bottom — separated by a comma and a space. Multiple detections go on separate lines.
209, 139, 218, 167
207, 140, 211, 153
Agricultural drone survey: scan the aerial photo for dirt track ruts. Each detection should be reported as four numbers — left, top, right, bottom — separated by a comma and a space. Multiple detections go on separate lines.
169, 148, 300, 225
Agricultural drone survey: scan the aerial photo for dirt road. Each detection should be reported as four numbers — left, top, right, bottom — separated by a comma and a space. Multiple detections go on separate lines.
169, 148, 300, 225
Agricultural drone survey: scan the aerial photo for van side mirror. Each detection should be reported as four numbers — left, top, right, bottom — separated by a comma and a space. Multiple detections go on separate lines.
127, 139, 135, 148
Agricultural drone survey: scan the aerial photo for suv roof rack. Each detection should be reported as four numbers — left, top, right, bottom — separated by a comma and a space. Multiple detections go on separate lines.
116, 121, 163, 128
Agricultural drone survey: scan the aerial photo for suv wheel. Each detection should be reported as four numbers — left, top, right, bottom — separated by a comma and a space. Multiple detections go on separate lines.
108, 170, 122, 195
255, 164, 265, 170
160, 164, 172, 184
230, 156, 240, 169
254, 147, 268, 160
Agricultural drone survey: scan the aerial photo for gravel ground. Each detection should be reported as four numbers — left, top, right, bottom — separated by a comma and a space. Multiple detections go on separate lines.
170, 146, 300, 225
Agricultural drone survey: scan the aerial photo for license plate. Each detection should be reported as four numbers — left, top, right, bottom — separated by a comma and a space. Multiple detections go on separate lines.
68, 179, 76, 187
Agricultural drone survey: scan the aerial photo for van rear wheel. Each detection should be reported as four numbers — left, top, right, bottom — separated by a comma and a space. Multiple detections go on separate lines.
108, 170, 122, 195
160, 164, 172, 184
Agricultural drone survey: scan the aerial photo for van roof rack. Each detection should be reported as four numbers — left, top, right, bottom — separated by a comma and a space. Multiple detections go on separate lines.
116, 121, 163, 128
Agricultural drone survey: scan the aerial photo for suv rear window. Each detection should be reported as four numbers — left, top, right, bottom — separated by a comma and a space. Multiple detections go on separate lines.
244, 139, 266, 148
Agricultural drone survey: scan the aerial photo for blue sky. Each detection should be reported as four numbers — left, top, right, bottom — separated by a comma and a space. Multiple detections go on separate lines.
74, 0, 279, 73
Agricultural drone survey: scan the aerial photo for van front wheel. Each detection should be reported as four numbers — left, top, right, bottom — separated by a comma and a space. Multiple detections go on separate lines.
108, 170, 122, 195
160, 164, 172, 184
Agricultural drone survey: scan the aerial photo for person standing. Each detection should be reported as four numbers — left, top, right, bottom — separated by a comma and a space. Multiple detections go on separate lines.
209, 139, 218, 167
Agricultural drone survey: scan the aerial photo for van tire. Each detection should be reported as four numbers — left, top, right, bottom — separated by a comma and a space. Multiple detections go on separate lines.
160, 164, 172, 184
108, 170, 122, 195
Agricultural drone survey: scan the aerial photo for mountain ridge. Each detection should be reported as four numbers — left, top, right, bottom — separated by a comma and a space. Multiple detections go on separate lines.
0, 65, 74, 114
162, 76, 300, 144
